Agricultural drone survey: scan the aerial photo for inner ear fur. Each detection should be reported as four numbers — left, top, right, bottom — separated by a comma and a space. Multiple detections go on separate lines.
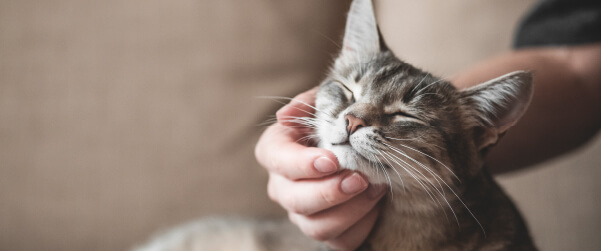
459, 71, 533, 150
338, 0, 389, 67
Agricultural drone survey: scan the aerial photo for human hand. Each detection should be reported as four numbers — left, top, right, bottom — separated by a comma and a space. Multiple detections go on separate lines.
255, 88, 387, 250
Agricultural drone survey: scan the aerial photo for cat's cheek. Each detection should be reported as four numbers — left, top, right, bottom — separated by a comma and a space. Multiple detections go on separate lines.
322, 145, 360, 172
348, 129, 381, 160
316, 117, 347, 144
348, 132, 370, 154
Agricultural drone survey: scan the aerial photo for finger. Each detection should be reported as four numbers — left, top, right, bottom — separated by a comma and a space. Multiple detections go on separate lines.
255, 124, 339, 180
288, 184, 386, 241
268, 172, 373, 215
276, 87, 318, 127
324, 203, 382, 251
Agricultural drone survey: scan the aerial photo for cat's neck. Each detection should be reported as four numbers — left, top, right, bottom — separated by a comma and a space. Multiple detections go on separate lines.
365, 170, 494, 250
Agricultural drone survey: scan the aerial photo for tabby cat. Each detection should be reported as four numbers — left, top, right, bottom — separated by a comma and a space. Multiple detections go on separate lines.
312, 0, 535, 249
136, 0, 536, 250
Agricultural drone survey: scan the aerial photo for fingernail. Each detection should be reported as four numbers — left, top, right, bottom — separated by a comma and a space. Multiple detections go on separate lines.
367, 184, 387, 199
314, 157, 337, 173
341, 173, 368, 194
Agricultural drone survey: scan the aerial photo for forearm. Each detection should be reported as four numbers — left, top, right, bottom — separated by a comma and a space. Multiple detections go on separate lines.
452, 43, 601, 173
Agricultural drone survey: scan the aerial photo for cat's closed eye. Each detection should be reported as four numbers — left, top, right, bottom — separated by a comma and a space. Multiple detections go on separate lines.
385, 110, 424, 125
334, 81, 355, 103
390, 111, 418, 120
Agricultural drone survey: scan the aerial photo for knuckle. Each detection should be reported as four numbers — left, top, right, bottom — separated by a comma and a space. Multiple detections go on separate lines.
289, 214, 331, 242
318, 187, 338, 207
282, 193, 306, 215
253, 142, 263, 163
324, 239, 353, 251
266, 179, 279, 202
287, 212, 298, 224
266, 158, 285, 178
254, 125, 280, 168
300, 160, 316, 177
303, 226, 331, 242
290, 207, 308, 215
273, 160, 286, 178
254, 127, 270, 162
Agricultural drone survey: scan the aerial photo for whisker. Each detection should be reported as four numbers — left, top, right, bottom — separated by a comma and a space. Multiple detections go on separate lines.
276, 122, 318, 129
413, 92, 444, 101
383, 143, 446, 195
383, 143, 485, 235
276, 116, 324, 128
255, 96, 335, 118
375, 149, 405, 192
280, 121, 320, 126
256, 118, 279, 127
374, 152, 398, 199
382, 148, 445, 199
381, 151, 444, 213
383, 148, 452, 220
296, 134, 319, 145
383, 150, 455, 226
394, 143, 459, 181
380, 150, 435, 197
255, 97, 318, 118
415, 79, 444, 95
384, 135, 445, 153
370, 152, 394, 198
384, 136, 423, 141
409, 73, 430, 96
278, 115, 321, 123
311, 29, 341, 49
259, 115, 321, 128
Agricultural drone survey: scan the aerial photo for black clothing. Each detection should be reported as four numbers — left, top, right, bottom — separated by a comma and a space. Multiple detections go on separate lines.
514, 0, 601, 48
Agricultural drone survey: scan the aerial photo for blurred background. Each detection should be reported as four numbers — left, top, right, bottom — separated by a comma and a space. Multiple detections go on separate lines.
1, 0, 599, 250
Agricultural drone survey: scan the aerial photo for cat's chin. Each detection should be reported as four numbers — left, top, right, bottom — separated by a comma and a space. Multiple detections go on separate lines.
320, 143, 389, 184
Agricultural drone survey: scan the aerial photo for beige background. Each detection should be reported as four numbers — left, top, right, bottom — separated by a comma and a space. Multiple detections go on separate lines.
1, 0, 599, 250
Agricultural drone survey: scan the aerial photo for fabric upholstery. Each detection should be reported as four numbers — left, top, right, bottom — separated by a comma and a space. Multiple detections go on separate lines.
1, 0, 599, 250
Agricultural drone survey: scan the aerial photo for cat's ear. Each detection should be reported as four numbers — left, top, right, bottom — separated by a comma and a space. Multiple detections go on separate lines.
459, 71, 533, 150
341, 0, 387, 58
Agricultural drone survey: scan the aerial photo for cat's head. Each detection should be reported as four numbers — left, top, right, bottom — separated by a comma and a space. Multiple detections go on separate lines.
315, 0, 532, 189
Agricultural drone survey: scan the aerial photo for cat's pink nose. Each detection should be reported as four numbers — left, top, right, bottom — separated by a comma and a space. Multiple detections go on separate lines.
345, 114, 366, 135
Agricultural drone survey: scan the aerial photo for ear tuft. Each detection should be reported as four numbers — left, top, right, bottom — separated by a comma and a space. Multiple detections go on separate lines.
342, 0, 381, 56
460, 71, 533, 149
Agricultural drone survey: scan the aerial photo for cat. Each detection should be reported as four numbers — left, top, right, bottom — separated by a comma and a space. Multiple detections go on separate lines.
310, 0, 536, 250
135, 0, 536, 250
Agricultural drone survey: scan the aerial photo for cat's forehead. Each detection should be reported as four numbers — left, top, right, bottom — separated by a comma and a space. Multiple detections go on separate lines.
341, 60, 435, 102
344, 77, 365, 98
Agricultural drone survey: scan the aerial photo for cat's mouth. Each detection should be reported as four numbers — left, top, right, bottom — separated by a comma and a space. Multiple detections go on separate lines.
329, 140, 376, 162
